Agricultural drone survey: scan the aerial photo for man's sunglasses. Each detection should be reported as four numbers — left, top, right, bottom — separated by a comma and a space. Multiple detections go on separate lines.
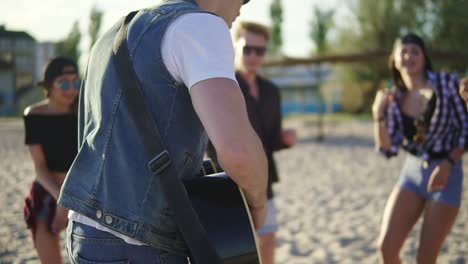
243, 45, 267, 57
55, 79, 82, 91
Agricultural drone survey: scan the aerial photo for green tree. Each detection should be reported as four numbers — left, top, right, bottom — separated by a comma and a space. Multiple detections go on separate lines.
89, 5, 103, 51
310, 6, 334, 55
334, 0, 427, 112
426, 0, 468, 71
55, 21, 82, 62
309, 6, 334, 140
269, 0, 283, 56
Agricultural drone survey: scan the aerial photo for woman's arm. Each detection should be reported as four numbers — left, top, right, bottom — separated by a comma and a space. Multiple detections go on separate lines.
372, 90, 392, 151
450, 74, 468, 157
458, 77, 468, 103
27, 144, 64, 200
428, 75, 468, 191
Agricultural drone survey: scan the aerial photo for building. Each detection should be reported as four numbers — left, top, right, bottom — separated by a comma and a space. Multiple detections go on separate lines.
0, 25, 37, 90
262, 64, 342, 115
0, 25, 40, 115
36, 42, 56, 82
0, 58, 15, 115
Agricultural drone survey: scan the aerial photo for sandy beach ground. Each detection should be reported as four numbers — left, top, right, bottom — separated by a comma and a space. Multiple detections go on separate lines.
0, 117, 466, 263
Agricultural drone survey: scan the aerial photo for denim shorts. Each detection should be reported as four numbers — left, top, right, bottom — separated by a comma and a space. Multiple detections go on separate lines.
66, 221, 189, 264
257, 199, 279, 235
399, 154, 464, 207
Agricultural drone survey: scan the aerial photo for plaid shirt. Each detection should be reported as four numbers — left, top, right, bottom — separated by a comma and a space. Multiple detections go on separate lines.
381, 71, 468, 159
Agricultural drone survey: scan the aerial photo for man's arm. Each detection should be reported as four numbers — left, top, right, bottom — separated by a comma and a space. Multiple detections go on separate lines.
191, 78, 268, 228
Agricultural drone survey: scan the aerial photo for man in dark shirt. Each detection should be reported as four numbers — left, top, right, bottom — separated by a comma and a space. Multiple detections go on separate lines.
207, 21, 296, 264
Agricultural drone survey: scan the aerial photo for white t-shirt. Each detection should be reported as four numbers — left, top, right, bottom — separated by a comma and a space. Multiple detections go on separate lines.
69, 13, 237, 246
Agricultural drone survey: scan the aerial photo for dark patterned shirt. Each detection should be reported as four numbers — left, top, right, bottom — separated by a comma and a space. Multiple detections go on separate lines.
207, 72, 286, 199
381, 71, 468, 159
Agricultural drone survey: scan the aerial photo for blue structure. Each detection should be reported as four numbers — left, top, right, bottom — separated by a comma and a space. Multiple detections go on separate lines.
263, 64, 342, 116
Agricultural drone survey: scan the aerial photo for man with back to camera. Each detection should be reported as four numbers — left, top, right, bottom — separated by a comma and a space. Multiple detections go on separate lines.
57, 0, 268, 263
207, 21, 297, 264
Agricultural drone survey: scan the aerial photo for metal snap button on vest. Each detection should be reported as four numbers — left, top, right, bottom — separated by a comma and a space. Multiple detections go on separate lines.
105, 215, 113, 224
96, 210, 103, 219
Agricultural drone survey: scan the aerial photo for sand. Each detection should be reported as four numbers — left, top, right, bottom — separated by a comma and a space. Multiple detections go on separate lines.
0, 118, 466, 263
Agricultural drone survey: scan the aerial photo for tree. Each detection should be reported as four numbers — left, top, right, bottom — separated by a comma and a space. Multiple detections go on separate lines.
89, 6, 103, 50
426, 0, 468, 72
310, 6, 334, 55
309, 6, 334, 140
334, 0, 427, 112
55, 21, 82, 62
269, 0, 283, 56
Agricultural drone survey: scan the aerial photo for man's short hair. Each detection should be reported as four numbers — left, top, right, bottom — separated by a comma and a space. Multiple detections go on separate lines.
234, 21, 270, 42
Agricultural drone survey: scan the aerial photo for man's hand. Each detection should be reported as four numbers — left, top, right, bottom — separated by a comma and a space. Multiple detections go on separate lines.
427, 161, 451, 192
282, 129, 297, 147
51, 204, 69, 234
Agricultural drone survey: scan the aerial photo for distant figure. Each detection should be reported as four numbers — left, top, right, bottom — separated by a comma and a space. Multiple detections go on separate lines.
23, 57, 80, 263
207, 21, 297, 264
372, 33, 467, 264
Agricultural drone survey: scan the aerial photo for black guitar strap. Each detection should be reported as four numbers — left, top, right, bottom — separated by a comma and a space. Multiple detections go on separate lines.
112, 11, 221, 263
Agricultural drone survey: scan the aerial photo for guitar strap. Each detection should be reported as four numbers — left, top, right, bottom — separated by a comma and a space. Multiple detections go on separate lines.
112, 11, 221, 264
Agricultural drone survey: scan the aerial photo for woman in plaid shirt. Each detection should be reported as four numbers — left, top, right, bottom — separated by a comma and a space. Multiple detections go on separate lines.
373, 33, 467, 264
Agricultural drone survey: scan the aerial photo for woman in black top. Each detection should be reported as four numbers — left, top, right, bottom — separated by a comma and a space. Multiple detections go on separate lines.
373, 34, 467, 263
23, 57, 80, 263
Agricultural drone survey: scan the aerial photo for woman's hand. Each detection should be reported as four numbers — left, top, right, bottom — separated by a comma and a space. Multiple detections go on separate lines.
51, 204, 69, 234
372, 90, 391, 120
459, 77, 468, 103
427, 160, 451, 192
282, 129, 297, 147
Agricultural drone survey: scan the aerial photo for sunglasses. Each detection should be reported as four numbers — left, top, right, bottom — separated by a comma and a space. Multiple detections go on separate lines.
243, 45, 267, 57
243, 0, 250, 4
55, 79, 82, 91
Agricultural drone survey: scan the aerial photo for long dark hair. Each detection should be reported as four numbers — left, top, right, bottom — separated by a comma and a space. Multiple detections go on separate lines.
388, 33, 433, 93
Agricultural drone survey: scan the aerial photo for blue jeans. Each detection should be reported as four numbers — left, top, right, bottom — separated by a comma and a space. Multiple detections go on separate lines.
66, 221, 189, 264
399, 154, 463, 207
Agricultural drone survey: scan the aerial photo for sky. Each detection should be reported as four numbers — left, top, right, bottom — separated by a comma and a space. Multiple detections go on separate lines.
0, 0, 348, 62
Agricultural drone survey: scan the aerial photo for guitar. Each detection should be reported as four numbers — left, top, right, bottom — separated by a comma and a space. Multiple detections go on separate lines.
183, 160, 262, 264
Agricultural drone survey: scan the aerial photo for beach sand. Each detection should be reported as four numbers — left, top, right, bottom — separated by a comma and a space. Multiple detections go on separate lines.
0, 118, 466, 263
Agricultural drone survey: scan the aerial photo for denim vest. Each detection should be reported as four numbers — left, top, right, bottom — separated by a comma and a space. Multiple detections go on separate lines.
58, 0, 213, 254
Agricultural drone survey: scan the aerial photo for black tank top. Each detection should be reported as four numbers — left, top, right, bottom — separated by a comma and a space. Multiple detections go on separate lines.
23, 114, 78, 172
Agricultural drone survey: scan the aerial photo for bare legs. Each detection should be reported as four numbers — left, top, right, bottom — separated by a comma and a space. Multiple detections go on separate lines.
378, 187, 458, 264
259, 233, 275, 264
